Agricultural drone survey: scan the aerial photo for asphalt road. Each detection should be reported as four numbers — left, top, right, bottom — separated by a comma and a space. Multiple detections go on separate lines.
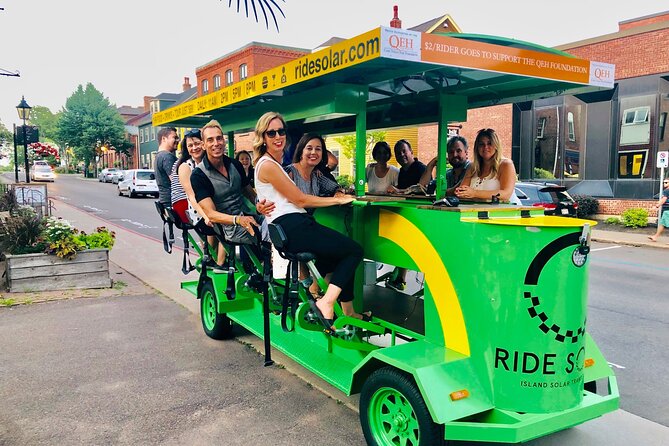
8, 173, 669, 428
0, 294, 364, 445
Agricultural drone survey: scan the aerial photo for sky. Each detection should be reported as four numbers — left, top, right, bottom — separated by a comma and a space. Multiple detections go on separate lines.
1, 0, 668, 129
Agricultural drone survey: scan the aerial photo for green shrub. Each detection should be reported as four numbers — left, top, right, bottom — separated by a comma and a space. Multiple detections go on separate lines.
572, 194, 599, 218
605, 217, 621, 225
337, 174, 353, 188
621, 208, 648, 228
47, 234, 85, 259
54, 166, 77, 174
76, 226, 115, 250
0, 207, 46, 255
0, 188, 19, 214
533, 167, 556, 179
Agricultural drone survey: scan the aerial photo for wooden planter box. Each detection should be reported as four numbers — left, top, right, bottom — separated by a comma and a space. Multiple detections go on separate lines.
5, 249, 112, 292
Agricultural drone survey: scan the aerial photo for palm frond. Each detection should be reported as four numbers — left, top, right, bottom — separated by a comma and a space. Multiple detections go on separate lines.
222, 0, 285, 32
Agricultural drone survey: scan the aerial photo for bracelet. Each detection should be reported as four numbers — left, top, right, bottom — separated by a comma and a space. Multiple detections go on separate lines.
232, 215, 237, 226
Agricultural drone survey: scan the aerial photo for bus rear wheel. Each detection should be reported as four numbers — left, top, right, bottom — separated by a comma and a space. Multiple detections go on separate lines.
360, 367, 442, 446
199, 281, 233, 339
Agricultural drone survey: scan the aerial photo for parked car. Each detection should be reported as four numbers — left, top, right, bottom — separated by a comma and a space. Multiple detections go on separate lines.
117, 169, 158, 198
110, 170, 125, 184
514, 182, 578, 217
33, 160, 49, 167
98, 167, 119, 183
31, 164, 56, 182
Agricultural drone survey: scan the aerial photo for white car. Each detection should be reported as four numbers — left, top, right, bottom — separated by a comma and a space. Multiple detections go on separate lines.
31, 164, 55, 182
117, 169, 158, 198
98, 167, 119, 183
111, 170, 125, 184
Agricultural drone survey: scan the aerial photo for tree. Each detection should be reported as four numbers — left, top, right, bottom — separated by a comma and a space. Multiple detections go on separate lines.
334, 130, 387, 166
0, 119, 12, 147
58, 83, 127, 175
29, 106, 61, 144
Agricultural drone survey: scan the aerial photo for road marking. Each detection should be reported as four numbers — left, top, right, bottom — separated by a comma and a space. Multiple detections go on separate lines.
119, 218, 158, 229
82, 205, 105, 212
591, 245, 621, 252
607, 361, 626, 370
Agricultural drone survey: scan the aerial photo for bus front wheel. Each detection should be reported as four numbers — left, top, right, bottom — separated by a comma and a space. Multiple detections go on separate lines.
360, 367, 442, 446
199, 281, 233, 340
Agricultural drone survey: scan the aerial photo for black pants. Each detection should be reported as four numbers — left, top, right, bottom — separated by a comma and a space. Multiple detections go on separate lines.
274, 213, 363, 302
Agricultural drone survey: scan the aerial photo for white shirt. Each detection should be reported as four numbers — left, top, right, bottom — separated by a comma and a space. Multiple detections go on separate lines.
255, 155, 307, 223
471, 174, 521, 205
366, 163, 399, 194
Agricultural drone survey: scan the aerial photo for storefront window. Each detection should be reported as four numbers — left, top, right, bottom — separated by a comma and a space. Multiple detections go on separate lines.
617, 95, 655, 179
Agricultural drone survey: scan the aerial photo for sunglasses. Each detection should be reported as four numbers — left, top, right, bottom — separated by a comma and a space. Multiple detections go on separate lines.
185, 129, 201, 138
265, 128, 286, 138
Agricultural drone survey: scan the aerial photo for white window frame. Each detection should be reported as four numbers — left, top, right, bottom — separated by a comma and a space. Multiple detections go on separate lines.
214, 74, 221, 91
139, 128, 144, 143
226, 69, 233, 86
537, 117, 547, 139
202, 79, 209, 94
239, 64, 248, 80
567, 112, 575, 141
623, 106, 650, 125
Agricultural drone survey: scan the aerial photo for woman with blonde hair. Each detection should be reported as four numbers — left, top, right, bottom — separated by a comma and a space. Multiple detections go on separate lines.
253, 111, 367, 330
455, 128, 520, 204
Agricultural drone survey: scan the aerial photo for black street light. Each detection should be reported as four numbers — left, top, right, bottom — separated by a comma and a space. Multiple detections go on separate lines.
16, 96, 32, 183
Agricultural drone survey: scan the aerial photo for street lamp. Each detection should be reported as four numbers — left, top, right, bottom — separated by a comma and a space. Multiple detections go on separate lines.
16, 96, 32, 183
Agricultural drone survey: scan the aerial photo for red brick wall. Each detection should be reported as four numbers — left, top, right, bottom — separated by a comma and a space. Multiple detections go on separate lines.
563, 27, 669, 80
597, 199, 659, 217
196, 46, 308, 96
619, 12, 669, 31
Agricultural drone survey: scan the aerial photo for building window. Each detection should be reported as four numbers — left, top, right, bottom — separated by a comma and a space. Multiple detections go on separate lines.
151, 126, 156, 141
329, 149, 340, 177
659, 112, 667, 142
214, 75, 221, 91
620, 106, 651, 146
567, 112, 575, 141
139, 128, 144, 143
618, 150, 648, 178
144, 128, 150, 143
239, 64, 248, 80
225, 69, 233, 86
536, 117, 547, 139
202, 79, 209, 94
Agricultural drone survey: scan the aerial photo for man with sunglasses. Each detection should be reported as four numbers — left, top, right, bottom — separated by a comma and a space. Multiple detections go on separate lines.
154, 127, 179, 207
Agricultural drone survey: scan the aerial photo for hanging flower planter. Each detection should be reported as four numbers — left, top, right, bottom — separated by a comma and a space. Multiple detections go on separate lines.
28, 142, 61, 166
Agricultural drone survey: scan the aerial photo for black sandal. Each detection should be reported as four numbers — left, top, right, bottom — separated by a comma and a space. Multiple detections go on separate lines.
308, 299, 335, 332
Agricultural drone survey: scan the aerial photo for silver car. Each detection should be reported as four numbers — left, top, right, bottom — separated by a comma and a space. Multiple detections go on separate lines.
117, 169, 158, 198
98, 168, 119, 183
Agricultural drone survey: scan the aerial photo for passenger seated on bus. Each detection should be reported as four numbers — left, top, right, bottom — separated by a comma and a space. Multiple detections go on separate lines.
387, 139, 426, 194
253, 111, 367, 328
170, 129, 226, 271
366, 141, 399, 194
455, 128, 521, 204
284, 133, 347, 295
419, 135, 470, 196
190, 120, 275, 285
284, 133, 341, 205
235, 150, 254, 188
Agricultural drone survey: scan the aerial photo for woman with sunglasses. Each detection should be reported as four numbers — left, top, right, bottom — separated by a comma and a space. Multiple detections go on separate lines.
253, 112, 365, 330
455, 128, 520, 204
170, 129, 226, 270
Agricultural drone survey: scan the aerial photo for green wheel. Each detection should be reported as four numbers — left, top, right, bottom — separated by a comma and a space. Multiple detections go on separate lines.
199, 281, 233, 340
360, 367, 441, 446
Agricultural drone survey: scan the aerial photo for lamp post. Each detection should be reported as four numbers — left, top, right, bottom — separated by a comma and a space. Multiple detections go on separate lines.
16, 96, 32, 183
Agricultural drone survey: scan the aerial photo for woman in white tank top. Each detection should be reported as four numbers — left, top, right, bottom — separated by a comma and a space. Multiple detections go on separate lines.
253, 112, 368, 329
455, 128, 520, 205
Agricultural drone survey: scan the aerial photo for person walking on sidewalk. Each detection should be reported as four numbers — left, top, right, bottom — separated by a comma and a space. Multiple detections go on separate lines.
649, 179, 669, 243
154, 127, 179, 207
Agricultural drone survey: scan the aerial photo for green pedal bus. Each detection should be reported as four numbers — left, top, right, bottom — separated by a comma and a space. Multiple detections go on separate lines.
154, 26, 619, 445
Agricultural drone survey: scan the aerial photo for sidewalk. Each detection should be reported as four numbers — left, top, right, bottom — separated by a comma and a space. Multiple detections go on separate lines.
592, 228, 669, 249
43, 198, 669, 446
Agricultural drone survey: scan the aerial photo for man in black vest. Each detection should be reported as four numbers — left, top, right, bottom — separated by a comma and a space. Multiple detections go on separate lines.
191, 120, 274, 281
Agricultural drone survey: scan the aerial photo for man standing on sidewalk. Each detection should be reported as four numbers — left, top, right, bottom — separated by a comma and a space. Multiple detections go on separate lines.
649, 179, 669, 243
154, 127, 179, 207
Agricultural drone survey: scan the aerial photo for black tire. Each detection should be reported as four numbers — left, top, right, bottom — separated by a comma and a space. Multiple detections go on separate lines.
129, 189, 136, 198
360, 367, 442, 446
118, 187, 123, 196
199, 281, 234, 340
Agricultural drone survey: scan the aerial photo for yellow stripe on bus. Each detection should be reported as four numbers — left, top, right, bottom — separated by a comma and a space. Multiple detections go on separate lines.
378, 210, 470, 356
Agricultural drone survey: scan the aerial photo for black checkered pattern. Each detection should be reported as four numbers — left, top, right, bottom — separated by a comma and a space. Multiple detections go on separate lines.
524, 291, 585, 343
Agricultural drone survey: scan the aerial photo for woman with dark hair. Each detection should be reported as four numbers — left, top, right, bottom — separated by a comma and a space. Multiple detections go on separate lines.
455, 128, 520, 204
253, 112, 367, 328
235, 150, 254, 187
284, 133, 340, 204
170, 129, 226, 270
365, 141, 399, 194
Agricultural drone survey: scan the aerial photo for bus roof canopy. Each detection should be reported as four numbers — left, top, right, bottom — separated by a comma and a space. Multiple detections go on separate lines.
153, 27, 614, 135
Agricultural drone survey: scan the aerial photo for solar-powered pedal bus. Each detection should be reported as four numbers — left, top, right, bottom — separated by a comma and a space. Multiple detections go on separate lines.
153, 26, 619, 445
